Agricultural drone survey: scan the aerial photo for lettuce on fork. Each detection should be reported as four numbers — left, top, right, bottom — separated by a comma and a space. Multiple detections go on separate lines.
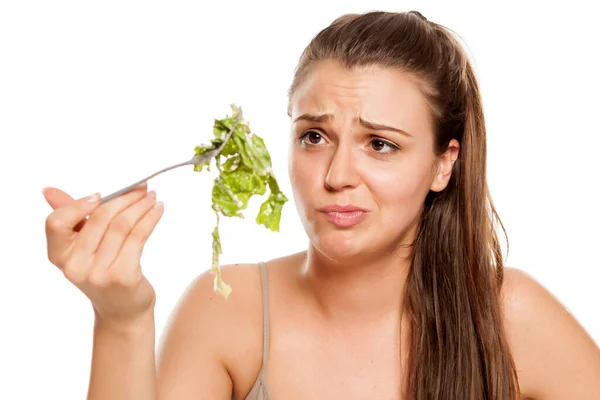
192, 105, 288, 298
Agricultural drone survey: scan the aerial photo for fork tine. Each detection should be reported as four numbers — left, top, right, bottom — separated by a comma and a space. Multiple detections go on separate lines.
192, 108, 243, 164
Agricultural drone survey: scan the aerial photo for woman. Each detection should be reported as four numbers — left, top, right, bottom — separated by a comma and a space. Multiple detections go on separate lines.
42, 10, 600, 399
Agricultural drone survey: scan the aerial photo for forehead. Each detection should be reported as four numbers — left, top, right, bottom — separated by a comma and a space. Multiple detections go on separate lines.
291, 59, 435, 138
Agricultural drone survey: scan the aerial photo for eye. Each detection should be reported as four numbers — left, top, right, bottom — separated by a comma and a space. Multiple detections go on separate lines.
299, 130, 325, 145
370, 138, 400, 154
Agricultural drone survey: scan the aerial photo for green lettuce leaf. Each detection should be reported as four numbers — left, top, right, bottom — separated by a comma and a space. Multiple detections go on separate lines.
192, 104, 287, 299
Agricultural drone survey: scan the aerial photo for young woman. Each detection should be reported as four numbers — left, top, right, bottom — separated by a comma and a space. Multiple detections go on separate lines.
42, 10, 600, 400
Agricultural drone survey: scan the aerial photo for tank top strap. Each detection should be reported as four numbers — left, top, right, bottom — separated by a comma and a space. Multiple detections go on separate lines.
258, 261, 271, 373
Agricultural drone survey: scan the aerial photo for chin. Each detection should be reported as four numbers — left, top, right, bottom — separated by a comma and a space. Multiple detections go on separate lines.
307, 221, 377, 264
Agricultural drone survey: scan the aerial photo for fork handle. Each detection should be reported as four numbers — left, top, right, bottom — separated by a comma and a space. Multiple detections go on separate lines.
99, 108, 242, 204
99, 157, 196, 204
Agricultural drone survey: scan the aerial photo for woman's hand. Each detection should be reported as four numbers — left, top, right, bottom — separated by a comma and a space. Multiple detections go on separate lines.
42, 183, 164, 330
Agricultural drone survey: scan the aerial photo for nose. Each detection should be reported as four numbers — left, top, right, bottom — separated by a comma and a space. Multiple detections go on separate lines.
324, 143, 360, 191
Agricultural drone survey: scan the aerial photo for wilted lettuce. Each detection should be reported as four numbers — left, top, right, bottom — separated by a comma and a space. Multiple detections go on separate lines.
193, 105, 287, 298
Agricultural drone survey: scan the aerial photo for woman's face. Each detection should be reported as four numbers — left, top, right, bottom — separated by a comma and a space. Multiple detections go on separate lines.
288, 59, 456, 262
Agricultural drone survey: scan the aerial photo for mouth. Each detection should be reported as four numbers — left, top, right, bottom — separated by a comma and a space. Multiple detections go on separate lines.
318, 204, 369, 227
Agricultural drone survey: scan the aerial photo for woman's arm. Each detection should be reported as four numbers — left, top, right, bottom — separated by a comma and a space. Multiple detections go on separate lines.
86, 273, 235, 400
87, 263, 262, 400
502, 268, 600, 399
155, 269, 238, 400
87, 312, 157, 400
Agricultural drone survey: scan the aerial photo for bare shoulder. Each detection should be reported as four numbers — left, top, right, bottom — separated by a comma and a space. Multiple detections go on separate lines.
500, 267, 600, 399
165, 262, 265, 333
156, 262, 265, 399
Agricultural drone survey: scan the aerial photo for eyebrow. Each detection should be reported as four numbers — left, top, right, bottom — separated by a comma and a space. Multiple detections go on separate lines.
292, 113, 413, 138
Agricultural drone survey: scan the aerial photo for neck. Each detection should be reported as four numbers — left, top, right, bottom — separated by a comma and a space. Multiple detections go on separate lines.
298, 245, 411, 324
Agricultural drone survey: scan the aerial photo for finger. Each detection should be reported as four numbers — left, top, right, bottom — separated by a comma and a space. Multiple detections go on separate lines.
44, 188, 99, 233
45, 191, 103, 264
61, 251, 94, 285
42, 187, 75, 210
42, 187, 90, 231
74, 182, 148, 257
108, 200, 165, 285
91, 190, 158, 275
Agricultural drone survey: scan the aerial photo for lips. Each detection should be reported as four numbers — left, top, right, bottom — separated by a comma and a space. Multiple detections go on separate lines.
318, 204, 369, 227
319, 204, 367, 213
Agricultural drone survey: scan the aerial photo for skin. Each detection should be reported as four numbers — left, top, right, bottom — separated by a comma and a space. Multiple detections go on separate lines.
45, 59, 600, 399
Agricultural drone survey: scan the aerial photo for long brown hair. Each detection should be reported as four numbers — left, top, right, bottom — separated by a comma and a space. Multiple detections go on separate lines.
287, 11, 520, 399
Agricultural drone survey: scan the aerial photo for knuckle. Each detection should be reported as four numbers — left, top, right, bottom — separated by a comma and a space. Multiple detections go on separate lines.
45, 213, 62, 232
47, 251, 63, 268
88, 270, 110, 288
117, 275, 136, 288
129, 226, 148, 243
63, 263, 86, 285
122, 270, 141, 288
108, 268, 136, 288
62, 259, 76, 275
110, 216, 133, 235
88, 208, 107, 226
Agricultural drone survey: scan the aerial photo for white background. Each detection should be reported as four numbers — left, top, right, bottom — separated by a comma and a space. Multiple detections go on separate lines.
1, 0, 599, 398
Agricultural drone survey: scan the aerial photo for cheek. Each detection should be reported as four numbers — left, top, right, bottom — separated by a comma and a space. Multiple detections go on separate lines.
365, 159, 432, 209
289, 151, 322, 201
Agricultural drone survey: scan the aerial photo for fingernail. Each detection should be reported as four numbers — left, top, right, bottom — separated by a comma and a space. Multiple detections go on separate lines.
154, 201, 164, 210
86, 193, 100, 203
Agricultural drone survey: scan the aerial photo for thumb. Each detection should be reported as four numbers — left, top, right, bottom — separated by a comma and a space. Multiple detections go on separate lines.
42, 187, 98, 232
42, 187, 92, 232
42, 187, 76, 210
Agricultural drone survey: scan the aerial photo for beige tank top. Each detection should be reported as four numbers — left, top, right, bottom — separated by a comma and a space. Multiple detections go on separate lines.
242, 261, 273, 400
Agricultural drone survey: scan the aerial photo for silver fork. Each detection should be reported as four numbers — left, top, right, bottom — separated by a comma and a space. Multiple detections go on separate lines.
99, 108, 243, 204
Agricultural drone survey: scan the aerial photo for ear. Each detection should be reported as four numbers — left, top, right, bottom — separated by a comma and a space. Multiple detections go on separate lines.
430, 139, 460, 192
